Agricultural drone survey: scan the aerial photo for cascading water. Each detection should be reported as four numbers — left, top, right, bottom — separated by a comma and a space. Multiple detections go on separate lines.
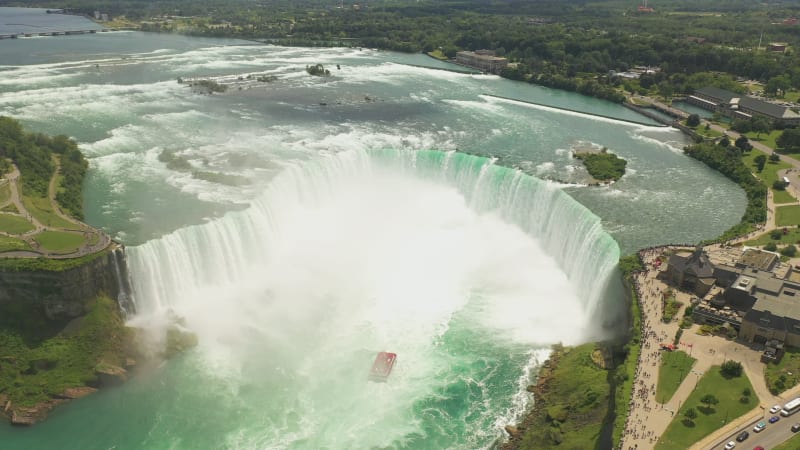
124, 148, 621, 449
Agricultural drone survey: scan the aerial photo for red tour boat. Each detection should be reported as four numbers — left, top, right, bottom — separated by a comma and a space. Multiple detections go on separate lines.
368, 352, 397, 382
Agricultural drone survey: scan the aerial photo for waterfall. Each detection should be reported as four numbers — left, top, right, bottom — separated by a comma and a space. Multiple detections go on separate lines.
111, 246, 136, 317
127, 148, 621, 337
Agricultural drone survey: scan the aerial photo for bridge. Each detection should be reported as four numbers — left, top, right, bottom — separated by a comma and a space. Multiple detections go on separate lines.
0, 29, 113, 39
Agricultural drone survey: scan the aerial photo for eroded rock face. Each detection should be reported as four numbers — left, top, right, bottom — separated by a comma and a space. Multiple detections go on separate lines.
10, 400, 66, 426
0, 250, 124, 322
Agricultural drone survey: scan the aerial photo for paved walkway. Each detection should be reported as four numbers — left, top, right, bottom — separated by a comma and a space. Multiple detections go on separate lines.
0, 161, 111, 258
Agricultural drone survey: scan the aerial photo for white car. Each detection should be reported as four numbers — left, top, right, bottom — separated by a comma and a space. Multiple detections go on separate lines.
770, 405, 782, 414
754, 421, 766, 432
724, 441, 736, 450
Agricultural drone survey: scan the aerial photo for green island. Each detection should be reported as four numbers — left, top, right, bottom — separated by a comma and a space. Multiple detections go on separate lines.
0, 117, 195, 426
573, 149, 627, 183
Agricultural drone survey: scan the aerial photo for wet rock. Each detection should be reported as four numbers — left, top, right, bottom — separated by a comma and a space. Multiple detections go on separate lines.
57, 387, 98, 399
95, 362, 128, 385
505, 425, 521, 438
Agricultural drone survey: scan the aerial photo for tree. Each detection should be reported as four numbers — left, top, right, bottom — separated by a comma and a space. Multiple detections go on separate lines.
752, 116, 771, 138
721, 360, 743, 378
686, 113, 701, 127
700, 394, 719, 412
770, 153, 781, 162
782, 245, 797, 257
719, 136, 730, 147
735, 135, 752, 152
774, 180, 788, 190
765, 242, 778, 251
777, 128, 800, 153
766, 75, 791, 97
683, 407, 698, 426
755, 154, 767, 172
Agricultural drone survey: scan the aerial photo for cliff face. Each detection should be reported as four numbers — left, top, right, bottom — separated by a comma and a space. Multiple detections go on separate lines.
0, 247, 131, 323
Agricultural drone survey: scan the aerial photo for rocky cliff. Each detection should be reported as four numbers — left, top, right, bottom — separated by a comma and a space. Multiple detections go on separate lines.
0, 246, 133, 325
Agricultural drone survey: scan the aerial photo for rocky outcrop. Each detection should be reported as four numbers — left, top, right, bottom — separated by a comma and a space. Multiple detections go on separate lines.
0, 247, 130, 323
95, 363, 128, 386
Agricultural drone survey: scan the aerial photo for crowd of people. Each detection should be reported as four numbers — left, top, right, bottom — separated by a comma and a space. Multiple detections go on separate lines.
620, 247, 678, 450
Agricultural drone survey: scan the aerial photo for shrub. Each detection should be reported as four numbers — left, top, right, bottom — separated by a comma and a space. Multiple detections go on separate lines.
721, 360, 743, 378
781, 245, 797, 257
686, 114, 701, 127
765, 242, 778, 251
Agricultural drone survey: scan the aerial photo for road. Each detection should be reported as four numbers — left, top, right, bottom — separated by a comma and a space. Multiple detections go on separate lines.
712, 413, 800, 450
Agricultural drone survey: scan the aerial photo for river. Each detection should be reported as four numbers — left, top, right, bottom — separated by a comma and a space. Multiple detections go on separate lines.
0, 9, 745, 450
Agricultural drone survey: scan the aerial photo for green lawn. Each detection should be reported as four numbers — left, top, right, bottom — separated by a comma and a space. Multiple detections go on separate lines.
426, 49, 447, 60
743, 149, 795, 203
777, 205, 800, 227
21, 194, 73, 229
774, 189, 797, 204
655, 365, 755, 450
782, 90, 800, 103
683, 122, 723, 138
657, 351, 697, 404
0, 235, 32, 253
745, 129, 782, 150
773, 431, 800, 450
0, 214, 34, 235
34, 231, 86, 253
746, 228, 800, 246
765, 347, 800, 395
0, 183, 10, 205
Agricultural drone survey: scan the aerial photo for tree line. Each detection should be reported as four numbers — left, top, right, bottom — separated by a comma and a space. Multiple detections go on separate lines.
0, 116, 88, 219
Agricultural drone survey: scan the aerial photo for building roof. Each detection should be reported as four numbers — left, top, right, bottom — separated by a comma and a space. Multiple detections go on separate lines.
669, 247, 714, 278
694, 87, 800, 120
739, 248, 779, 272
695, 86, 737, 103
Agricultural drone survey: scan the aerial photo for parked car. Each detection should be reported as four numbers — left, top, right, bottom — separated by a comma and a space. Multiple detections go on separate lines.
723, 441, 736, 450
736, 430, 749, 442
753, 421, 766, 432
770, 405, 782, 414
793, 423, 800, 432
769, 415, 781, 423
754, 446, 764, 450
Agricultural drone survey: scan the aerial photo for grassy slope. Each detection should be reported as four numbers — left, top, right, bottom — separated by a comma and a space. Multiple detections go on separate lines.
656, 366, 755, 449
517, 344, 610, 449
0, 296, 130, 407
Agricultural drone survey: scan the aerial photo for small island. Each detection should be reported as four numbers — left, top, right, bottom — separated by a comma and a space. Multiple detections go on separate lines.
573, 147, 627, 183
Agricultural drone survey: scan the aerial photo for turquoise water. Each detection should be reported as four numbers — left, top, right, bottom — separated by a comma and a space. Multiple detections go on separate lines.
0, 15, 746, 449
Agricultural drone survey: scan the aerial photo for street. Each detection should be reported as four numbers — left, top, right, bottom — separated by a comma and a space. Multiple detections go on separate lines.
712, 413, 800, 449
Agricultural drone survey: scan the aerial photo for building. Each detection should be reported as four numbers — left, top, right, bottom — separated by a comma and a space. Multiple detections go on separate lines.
455, 50, 508, 74
768, 43, 788, 53
687, 86, 800, 127
672, 246, 800, 348
666, 247, 715, 296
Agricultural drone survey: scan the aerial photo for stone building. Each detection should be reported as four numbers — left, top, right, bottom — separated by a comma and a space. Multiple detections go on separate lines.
666, 247, 715, 296
455, 50, 508, 74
